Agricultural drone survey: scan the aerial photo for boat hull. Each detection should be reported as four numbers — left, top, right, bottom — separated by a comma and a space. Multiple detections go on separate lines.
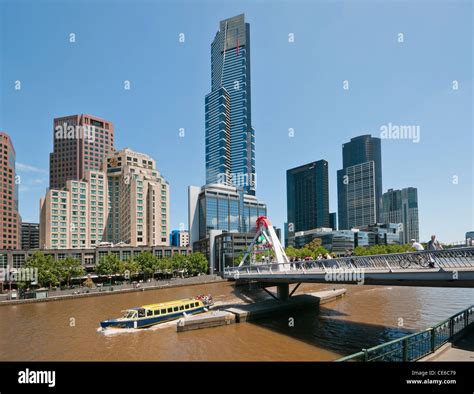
100, 306, 207, 329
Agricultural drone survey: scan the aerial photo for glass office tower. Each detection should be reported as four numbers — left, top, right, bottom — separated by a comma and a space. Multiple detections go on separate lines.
205, 14, 256, 195
382, 187, 419, 243
337, 135, 382, 229
286, 160, 330, 233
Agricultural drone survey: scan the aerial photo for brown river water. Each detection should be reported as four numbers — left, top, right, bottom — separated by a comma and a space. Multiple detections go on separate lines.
0, 281, 472, 361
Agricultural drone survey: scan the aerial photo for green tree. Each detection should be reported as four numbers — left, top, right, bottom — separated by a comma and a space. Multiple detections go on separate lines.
135, 251, 158, 280
25, 252, 60, 288
157, 257, 172, 277
353, 246, 369, 256
58, 256, 84, 286
387, 244, 413, 254
354, 243, 417, 256
304, 238, 322, 251
311, 246, 329, 259
123, 258, 140, 281
297, 247, 313, 259
95, 253, 122, 282
233, 252, 245, 266
171, 253, 187, 276
285, 246, 298, 259
368, 245, 388, 255
187, 252, 208, 275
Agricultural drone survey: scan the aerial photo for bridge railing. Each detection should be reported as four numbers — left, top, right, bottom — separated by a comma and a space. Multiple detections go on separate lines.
224, 247, 474, 277
337, 305, 474, 362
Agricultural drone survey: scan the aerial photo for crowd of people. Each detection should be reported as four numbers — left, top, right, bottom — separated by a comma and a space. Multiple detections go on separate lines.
288, 252, 337, 263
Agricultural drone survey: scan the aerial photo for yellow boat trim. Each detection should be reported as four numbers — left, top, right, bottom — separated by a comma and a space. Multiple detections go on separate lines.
141, 298, 204, 310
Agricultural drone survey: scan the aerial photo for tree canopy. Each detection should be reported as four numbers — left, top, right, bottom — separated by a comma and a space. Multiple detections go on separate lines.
24, 252, 84, 288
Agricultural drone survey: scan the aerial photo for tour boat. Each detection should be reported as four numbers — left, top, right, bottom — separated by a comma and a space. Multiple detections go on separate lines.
100, 295, 213, 329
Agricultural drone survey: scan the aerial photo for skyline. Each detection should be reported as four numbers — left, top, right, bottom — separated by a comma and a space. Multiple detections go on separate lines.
1, 0, 472, 243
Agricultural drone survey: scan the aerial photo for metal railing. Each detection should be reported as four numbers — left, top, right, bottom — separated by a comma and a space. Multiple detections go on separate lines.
337, 305, 474, 362
224, 247, 474, 277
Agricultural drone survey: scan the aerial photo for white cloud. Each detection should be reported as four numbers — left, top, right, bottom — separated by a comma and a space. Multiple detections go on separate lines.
16, 163, 47, 174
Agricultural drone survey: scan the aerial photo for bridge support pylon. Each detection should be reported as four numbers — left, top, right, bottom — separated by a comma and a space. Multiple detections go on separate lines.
277, 284, 289, 302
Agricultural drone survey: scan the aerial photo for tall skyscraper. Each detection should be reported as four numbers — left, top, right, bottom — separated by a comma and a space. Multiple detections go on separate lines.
337, 135, 382, 229
189, 14, 266, 268
382, 187, 419, 243
50, 114, 115, 189
286, 160, 330, 234
205, 14, 255, 195
344, 161, 377, 229
0, 132, 20, 249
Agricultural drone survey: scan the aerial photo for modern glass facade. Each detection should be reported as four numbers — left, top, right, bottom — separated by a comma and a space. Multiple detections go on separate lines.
329, 212, 337, 230
382, 187, 419, 243
286, 160, 330, 233
206, 14, 256, 195
466, 231, 474, 246
337, 135, 382, 229
197, 185, 266, 240
21, 222, 40, 250
170, 230, 189, 247
356, 231, 377, 247
346, 161, 376, 229
205, 88, 231, 186
356, 223, 403, 245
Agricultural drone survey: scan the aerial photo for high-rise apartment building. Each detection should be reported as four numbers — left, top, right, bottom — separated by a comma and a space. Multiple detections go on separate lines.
105, 149, 170, 247
382, 187, 419, 243
205, 14, 255, 195
40, 170, 108, 249
50, 114, 115, 189
286, 160, 330, 234
337, 135, 382, 229
42, 140, 170, 250
0, 132, 20, 249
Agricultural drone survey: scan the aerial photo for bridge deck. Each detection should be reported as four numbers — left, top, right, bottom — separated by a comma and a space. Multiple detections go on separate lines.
224, 248, 474, 288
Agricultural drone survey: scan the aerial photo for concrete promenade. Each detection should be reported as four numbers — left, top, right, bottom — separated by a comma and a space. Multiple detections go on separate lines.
421, 329, 474, 362
0, 274, 226, 306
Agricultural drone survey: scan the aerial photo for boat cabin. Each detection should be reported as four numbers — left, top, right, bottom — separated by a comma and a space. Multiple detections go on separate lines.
121, 300, 204, 320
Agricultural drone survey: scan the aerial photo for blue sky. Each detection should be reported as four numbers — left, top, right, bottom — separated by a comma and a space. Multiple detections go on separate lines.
1, 0, 472, 243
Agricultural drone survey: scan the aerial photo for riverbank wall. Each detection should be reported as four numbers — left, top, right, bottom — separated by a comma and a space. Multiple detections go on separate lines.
0, 275, 226, 306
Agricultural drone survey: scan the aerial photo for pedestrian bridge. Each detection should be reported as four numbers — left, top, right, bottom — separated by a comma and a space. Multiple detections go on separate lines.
223, 248, 474, 290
